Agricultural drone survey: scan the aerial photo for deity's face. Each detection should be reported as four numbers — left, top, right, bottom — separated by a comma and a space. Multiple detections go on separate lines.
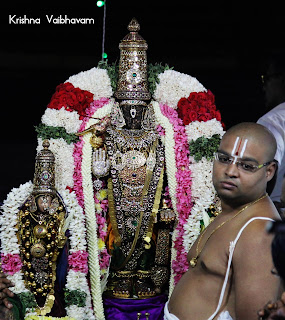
36, 195, 53, 213
121, 104, 146, 129
212, 132, 275, 206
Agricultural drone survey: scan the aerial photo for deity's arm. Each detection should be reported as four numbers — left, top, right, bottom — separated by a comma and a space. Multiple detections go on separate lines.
150, 175, 175, 294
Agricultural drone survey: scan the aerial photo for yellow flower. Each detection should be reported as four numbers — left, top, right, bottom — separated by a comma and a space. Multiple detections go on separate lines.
98, 238, 105, 250
97, 189, 107, 201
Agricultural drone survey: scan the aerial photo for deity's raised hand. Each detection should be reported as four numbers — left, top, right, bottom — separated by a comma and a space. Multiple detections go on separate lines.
92, 149, 110, 177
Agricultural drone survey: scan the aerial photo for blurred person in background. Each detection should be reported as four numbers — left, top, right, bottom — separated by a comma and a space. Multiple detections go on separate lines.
257, 52, 285, 215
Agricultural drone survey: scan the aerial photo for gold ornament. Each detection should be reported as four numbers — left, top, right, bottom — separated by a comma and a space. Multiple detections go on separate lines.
189, 257, 197, 268
190, 194, 268, 268
90, 134, 104, 149
144, 235, 151, 249
144, 236, 151, 243
33, 224, 48, 238
35, 293, 55, 316
30, 242, 46, 258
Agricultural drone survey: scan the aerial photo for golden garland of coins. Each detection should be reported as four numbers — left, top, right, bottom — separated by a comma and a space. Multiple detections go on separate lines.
17, 196, 67, 315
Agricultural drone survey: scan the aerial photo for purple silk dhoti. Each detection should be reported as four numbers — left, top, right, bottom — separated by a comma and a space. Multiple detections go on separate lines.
103, 294, 167, 320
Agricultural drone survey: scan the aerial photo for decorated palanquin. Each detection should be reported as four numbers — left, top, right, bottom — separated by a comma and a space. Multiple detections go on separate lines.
0, 19, 225, 320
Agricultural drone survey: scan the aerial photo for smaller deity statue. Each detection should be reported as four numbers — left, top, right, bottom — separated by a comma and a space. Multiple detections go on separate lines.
4, 140, 68, 317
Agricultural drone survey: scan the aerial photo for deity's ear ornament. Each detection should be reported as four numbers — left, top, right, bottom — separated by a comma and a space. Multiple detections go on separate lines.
141, 103, 156, 131
111, 101, 126, 128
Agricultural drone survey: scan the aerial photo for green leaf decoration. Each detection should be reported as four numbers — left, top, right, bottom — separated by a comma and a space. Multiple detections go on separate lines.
97, 60, 173, 96
97, 59, 119, 93
147, 63, 173, 96
35, 124, 79, 145
64, 289, 87, 307
18, 291, 37, 309
189, 134, 221, 162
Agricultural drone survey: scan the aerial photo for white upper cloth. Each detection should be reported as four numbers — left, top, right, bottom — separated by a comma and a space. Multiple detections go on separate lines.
257, 102, 285, 202
164, 217, 273, 320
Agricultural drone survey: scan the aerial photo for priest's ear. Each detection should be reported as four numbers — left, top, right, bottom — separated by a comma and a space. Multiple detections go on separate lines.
266, 161, 278, 194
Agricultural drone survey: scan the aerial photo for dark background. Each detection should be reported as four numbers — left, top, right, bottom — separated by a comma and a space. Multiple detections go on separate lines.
0, 1, 284, 201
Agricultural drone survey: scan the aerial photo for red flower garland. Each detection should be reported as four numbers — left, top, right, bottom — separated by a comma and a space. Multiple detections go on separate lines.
47, 82, 94, 120
177, 90, 222, 126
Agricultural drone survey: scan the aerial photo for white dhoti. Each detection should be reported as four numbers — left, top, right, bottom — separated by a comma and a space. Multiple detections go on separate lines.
164, 301, 179, 320
163, 301, 232, 320
217, 311, 233, 320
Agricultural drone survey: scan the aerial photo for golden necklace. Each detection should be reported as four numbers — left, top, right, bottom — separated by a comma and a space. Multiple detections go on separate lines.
189, 193, 268, 268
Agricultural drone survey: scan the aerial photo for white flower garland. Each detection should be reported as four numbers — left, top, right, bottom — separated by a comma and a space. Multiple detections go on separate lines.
153, 70, 206, 109
0, 181, 33, 294
0, 182, 95, 319
183, 158, 216, 252
37, 138, 75, 190
0, 182, 38, 317
151, 101, 179, 295
58, 188, 95, 320
66, 67, 113, 100
185, 118, 225, 142
0, 181, 33, 255
152, 101, 178, 217
80, 99, 113, 320
183, 120, 225, 252
41, 108, 82, 134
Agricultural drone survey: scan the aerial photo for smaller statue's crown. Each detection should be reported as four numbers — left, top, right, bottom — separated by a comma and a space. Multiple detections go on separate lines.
33, 139, 56, 196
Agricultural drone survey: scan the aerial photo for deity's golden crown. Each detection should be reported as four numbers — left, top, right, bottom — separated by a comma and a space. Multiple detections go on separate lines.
115, 18, 151, 103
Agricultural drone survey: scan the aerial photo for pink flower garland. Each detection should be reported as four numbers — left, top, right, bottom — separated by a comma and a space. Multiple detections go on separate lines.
156, 124, 166, 136
160, 104, 193, 284
1, 253, 22, 275
94, 188, 111, 275
71, 97, 111, 273
72, 97, 110, 208
68, 250, 89, 274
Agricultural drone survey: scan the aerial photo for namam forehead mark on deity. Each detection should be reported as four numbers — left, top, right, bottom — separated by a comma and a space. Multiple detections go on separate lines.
231, 136, 248, 164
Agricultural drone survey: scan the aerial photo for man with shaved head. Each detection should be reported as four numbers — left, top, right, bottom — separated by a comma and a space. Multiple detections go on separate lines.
164, 122, 281, 320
